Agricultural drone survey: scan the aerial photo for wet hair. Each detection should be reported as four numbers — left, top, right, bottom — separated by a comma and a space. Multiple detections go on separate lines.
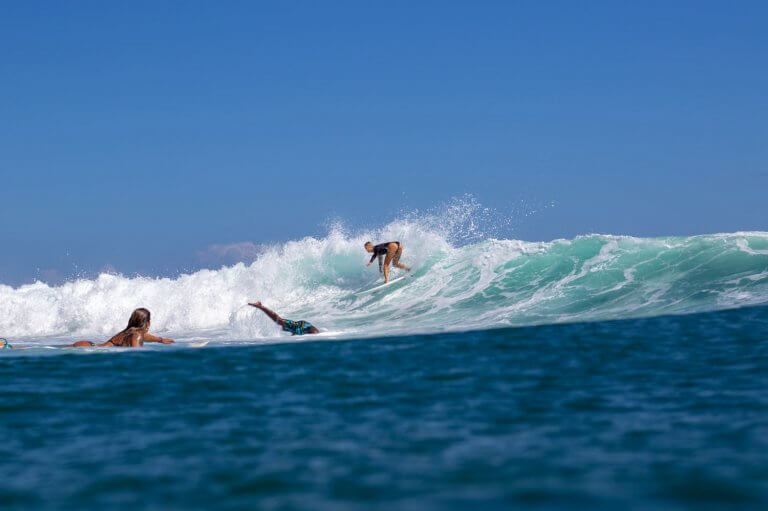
124, 308, 151, 332
107, 308, 151, 346
364, 241, 373, 248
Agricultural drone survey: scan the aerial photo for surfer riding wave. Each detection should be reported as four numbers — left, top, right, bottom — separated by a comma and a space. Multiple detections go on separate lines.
365, 241, 411, 283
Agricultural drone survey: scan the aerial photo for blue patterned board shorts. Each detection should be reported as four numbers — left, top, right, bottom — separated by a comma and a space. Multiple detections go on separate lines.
282, 320, 314, 336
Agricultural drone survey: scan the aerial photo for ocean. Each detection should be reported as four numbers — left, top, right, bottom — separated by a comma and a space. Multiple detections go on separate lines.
2, 226, 768, 509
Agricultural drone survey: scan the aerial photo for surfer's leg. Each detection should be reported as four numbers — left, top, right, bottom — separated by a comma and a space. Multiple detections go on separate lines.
383, 251, 395, 283
392, 245, 410, 271
70, 340, 96, 347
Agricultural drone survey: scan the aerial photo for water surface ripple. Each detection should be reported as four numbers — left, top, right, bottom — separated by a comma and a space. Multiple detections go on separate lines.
2, 305, 768, 510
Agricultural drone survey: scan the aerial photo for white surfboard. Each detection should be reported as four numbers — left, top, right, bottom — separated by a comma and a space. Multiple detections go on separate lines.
356, 275, 409, 296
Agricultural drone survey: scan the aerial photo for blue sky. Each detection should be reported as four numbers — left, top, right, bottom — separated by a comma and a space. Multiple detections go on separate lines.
1, 1, 766, 286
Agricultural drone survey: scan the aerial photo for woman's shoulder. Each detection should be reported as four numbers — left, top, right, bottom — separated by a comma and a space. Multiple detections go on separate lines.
108, 328, 142, 347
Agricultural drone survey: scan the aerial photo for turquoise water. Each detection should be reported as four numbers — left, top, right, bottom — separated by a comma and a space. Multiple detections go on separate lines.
1, 231, 767, 341
2, 225, 768, 509
2, 305, 768, 510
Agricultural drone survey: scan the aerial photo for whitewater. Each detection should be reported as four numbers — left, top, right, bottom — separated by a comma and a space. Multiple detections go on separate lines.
2, 217, 768, 345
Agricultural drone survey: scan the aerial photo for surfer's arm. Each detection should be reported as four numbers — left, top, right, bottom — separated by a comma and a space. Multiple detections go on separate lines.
143, 333, 174, 344
248, 301, 285, 326
367, 252, 378, 266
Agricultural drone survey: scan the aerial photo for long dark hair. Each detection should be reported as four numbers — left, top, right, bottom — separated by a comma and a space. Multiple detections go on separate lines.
123, 308, 151, 332
107, 308, 151, 346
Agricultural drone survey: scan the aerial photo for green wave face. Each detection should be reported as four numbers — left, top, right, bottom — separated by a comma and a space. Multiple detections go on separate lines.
2, 230, 767, 340
318, 233, 768, 334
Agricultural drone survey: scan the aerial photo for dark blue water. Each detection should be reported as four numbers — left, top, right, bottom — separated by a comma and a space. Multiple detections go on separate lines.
2, 306, 768, 510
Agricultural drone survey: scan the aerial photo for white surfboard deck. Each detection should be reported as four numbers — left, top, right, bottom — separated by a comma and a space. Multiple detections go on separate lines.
356, 275, 409, 295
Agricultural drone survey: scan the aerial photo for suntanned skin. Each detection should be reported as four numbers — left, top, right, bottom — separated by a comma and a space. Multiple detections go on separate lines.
3, 332, 173, 349
365, 242, 411, 283
70, 320, 174, 348
248, 301, 320, 334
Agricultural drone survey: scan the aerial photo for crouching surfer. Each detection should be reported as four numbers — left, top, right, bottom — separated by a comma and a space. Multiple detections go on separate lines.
70, 308, 174, 348
364, 241, 410, 283
248, 301, 319, 335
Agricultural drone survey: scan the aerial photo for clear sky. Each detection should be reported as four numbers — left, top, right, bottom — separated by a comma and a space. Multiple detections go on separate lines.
1, 1, 766, 286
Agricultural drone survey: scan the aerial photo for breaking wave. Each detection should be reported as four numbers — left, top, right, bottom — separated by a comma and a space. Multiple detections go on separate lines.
1, 210, 767, 344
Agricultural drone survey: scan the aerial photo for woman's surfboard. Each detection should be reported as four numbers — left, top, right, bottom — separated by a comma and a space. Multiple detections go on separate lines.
356, 275, 409, 296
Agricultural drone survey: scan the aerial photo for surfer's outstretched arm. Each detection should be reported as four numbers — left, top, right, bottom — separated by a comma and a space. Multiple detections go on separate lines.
143, 333, 174, 344
248, 301, 285, 327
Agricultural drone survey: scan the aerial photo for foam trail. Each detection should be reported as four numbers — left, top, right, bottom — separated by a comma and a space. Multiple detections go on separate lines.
1, 224, 768, 344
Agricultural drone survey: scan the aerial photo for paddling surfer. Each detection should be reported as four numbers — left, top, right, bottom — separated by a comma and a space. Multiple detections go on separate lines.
2, 309, 174, 349
248, 301, 320, 335
365, 241, 411, 283
70, 308, 174, 348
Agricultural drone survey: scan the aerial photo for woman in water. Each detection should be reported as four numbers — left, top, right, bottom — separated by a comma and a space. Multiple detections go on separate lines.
70, 308, 174, 348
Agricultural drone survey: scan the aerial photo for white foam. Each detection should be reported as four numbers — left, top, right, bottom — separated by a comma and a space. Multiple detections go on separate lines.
736, 238, 768, 255
1, 225, 768, 344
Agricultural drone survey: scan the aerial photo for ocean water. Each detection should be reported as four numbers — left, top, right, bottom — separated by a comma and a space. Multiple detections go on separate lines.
2, 307, 768, 510
1, 224, 767, 343
2, 223, 768, 509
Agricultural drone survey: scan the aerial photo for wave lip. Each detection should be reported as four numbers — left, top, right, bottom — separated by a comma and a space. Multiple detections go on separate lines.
2, 228, 768, 343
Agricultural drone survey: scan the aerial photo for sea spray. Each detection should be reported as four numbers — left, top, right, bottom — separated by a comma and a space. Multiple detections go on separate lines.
1, 222, 767, 343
